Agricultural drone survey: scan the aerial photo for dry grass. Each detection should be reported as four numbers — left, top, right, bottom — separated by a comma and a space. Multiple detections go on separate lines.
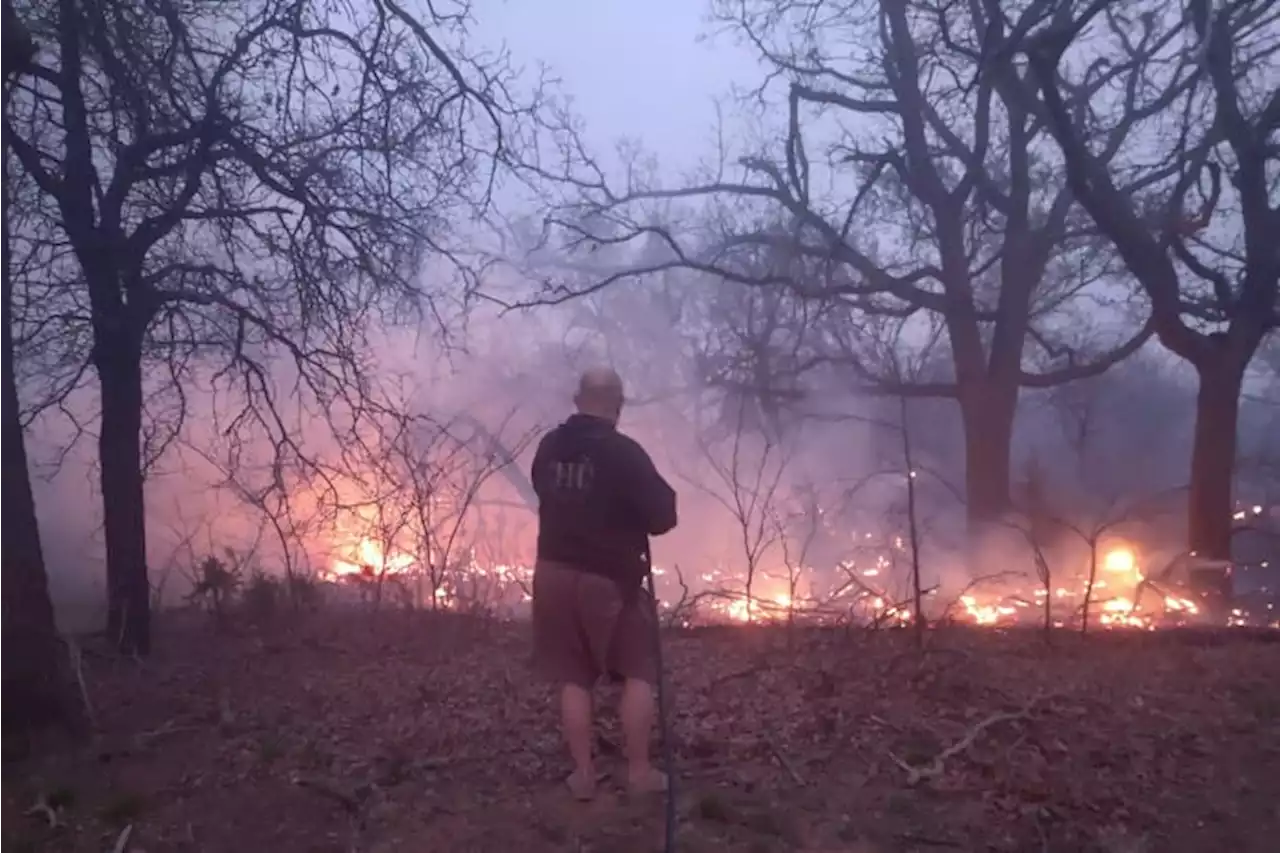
4, 611, 1280, 852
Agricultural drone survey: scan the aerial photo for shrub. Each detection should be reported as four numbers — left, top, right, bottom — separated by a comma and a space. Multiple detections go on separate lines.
241, 572, 282, 622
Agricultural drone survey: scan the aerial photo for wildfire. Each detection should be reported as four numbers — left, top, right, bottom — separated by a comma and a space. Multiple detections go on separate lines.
321, 535, 536, 615
1103, 547, 1136, 575
960, 595, 1019, 626
328, 538, 416, 579
1098, 597, 1145, 629
722, 591, 795, 622
315, 528, 1270, 632
951, 546, 1150, 629
711, 589, 914, 626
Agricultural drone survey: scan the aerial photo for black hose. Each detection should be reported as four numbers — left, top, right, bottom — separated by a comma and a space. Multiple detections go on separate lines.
645, 556, 677, 852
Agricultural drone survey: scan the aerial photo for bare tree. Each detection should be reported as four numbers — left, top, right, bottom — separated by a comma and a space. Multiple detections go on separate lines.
361, 480, 417, 609
772, 482, 824, 635
1, 1, 88, 743
1021, 0, 1280, 560
347, 404, 539, 610
4, 0, 545, 653
896, 395, 929, 647
1012, 450, 1191, 633
520, 0, 1158, 532
188, 432, 330, 610
1057, 490, 1186, 634
682, 390, 793, 623
1013, 455, 1066, 641
412, 412, 536, 610
230, 466, 324, 611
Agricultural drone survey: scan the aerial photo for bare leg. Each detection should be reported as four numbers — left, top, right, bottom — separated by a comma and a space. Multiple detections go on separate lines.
560, 683, 595, 796
620, 677, 659, 787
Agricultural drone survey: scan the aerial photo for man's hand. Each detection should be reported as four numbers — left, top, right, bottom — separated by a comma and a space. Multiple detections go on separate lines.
619, 438, 677, 535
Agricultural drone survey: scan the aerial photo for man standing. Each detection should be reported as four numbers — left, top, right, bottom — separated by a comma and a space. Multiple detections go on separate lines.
531, 367, 678, 801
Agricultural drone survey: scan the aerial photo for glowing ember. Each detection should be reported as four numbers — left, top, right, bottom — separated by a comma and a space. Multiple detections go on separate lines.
1098, 597, 1146, 629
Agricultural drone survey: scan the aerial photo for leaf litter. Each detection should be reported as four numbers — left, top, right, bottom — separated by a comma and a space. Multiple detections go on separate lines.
4, 611, 1280, 853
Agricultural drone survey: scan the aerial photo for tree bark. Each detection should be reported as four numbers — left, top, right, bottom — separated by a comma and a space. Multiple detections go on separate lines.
2, 155, 88, 745
97, 331, 151, 655
959, 382, 1018, 529
1187, 352, 1248, 562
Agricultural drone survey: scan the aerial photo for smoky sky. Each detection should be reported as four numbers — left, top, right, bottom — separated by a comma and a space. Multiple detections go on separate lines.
473, 0, 760, 172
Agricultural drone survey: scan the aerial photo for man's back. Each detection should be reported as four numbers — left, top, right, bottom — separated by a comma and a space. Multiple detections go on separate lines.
531, 413, 677, 586
530, 370, 676, 801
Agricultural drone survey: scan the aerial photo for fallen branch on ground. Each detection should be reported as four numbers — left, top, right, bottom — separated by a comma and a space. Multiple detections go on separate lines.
887, 693, 1051, 785
65, 636, 96, 730
707, 664, 767, 691
109, 825, 133, 853
766, 739, 806, 786
25, 796, 61, 828
290, 774, 368, 817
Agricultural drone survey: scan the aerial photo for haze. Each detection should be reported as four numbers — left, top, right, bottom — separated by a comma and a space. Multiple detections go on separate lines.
9, 0, 1278, 632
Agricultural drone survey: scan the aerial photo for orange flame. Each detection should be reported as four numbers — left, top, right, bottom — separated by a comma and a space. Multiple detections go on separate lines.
328, 538, 416, 579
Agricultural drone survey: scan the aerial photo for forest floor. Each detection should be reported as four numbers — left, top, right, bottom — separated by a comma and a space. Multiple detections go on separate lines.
4, 611, 1280, 853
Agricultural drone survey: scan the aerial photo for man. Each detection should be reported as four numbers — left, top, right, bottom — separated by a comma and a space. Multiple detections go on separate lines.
530, 367, 678, 801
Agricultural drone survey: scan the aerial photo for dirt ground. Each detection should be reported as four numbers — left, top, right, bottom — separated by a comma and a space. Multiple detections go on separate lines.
4, 611, 1280, 853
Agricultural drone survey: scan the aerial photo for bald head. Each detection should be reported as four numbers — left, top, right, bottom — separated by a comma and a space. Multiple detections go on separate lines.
574, 367, 626, 423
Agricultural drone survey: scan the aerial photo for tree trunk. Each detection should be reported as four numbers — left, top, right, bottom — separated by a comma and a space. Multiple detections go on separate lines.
1187, 355, 1247, 562
97, 334, 151, 655
2, 169, 88, 744
959, 384, 1018, 530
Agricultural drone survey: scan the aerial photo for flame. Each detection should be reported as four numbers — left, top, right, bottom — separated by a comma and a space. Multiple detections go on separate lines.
328, 538, 416, 579
722, 590, 795, 622
1103, 547, 1136, 574
306, 505, 1273, 631
1098, 597, 1147, 628
960, 594, 1018, 625
943, 543, 1231, 630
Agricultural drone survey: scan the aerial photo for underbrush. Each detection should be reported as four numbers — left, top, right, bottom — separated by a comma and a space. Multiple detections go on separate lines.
5, 611, 1280, 853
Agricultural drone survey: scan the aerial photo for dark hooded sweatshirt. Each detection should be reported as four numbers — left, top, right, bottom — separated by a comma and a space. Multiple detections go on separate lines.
531, 414, 677, 588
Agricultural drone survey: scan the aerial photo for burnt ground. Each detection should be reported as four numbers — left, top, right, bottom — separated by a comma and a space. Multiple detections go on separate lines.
4, 612, 1280, 853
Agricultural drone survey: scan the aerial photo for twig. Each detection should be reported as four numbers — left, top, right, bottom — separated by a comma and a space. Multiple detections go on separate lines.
896, 833, 962, 848
706, 664, 766, 690
25, 796, 61, 828
887, 693, 1050, 785
110, 824, 133, 853
134, 722, 200, 747
290, 774, 365, 817
766, 740, 806, 786
65, 635, 96, 729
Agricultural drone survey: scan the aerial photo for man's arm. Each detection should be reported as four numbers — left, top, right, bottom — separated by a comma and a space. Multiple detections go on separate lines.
617, 437, 677, 535
529, 432, 552, 503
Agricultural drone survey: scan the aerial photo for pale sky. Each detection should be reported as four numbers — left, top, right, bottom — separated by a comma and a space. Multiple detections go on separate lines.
473, 0, 761, 171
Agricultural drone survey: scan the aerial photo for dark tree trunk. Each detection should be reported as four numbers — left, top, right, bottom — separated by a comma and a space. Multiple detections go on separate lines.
97, 332, 151, 655
2, 155, 88, 744
1187, 354, 1247, 562
959, 383, 1018, 530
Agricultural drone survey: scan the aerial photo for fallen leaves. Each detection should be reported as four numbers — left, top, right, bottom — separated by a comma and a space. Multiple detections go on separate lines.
3, 613, 1280, 852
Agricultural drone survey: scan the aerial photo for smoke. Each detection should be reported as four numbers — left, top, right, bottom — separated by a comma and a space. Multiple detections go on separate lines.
20, 262, 1279, 631
14, 0, 1278, 635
